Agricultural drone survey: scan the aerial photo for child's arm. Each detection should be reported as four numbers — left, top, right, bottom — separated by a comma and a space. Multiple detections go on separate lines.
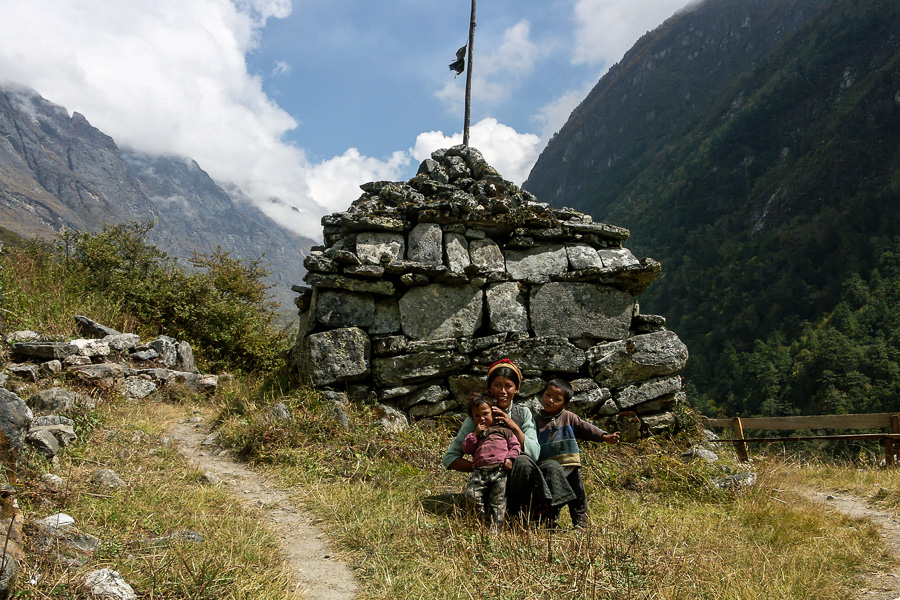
570, 412, 620, 444
461, 432, 480, 455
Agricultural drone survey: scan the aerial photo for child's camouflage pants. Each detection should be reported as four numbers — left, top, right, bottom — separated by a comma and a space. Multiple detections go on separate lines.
466, 465, 508, 526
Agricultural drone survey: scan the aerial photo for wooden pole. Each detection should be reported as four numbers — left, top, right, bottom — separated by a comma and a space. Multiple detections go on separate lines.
888, 414, 900, 467
463, 0, 476, 146
733, 417, 749, 463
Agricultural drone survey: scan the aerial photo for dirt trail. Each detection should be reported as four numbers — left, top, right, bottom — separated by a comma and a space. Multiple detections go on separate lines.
170, 416, 358, 600
796, 486, 900, 600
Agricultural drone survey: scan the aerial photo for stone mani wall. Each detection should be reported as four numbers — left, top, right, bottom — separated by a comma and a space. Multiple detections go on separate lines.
289, 146, 689, 438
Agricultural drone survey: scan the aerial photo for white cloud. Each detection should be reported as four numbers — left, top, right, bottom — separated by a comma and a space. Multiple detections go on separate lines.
307, 149, 411, 213
0, 0, 407, 241
436, 20, 540, 112
273, 60, 292, 76
411, 118, 541, 187
572, 0, 692, 66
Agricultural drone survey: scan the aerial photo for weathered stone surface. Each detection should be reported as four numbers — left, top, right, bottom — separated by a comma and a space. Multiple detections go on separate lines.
356, 232, 405, 265
615, 376, 682, 410
371, 298, 402, 335
588, 330, 689, 388
632, 313, 667, 334
69, 363, 129, 381
598, 247, 640, 269
399, 284, 483, 340
28, 388, 80, 413
167, 373, 219, 395
26, 428, 60, 457
5, 330, 40, 344
476, 337, 585, 374
92, 468, 128, 489
398, 384, 450, 410
149, 336, 177, 367
104, 333, 140, 351
569, 386, 612, 413
444, 232, 470, 273
530, 283, 633, 340
82, 568, 137, 600
373, 351, 470, 386
455, 333, 508, 354
74, 315, 121, 338
448, 374, 486, 404
485, 282, 529, 333
38, 360, 63, 377
372, 404, 408, 434
505, 244, 568, 283
12, 342, 78, 360
8, 363, 38, 381
121, 377, 157, 400
468, 238, 505, 271
315, 289, 375, 329
305, 273, 395, 296
408, 223, 443, 265
641, 412, 676, 434
409, 398, 459, 418
304, 251, 339, 273
130, 349, 159, 361
300, 327, 371, 387
71, 338, 111, 358
566, 244, 603, 270
175, 341, 196, 373
29, 422, 77, 448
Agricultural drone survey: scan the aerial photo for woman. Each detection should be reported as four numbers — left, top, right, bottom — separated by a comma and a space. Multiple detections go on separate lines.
442, 358, 575, 519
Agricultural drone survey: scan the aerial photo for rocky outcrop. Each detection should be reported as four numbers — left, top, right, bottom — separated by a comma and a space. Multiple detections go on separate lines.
290, 146, 688, 436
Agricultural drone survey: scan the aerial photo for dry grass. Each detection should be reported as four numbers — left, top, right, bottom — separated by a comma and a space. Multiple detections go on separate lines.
16, 397, 301, 600
8, 380, 899, 600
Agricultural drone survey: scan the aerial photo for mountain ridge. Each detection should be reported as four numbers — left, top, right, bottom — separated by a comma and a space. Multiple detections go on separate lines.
0, 84, 312, 316
524, 0, 900, 405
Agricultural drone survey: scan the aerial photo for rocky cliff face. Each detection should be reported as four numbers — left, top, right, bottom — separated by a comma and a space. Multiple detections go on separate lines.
523, 0, 900, 398
0, 84, 313, 314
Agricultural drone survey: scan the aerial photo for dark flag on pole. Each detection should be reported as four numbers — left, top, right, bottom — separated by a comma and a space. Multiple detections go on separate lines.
449, 45, 466, 76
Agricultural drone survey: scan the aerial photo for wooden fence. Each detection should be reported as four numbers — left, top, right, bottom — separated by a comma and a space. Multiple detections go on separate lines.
704, 413, 900, 465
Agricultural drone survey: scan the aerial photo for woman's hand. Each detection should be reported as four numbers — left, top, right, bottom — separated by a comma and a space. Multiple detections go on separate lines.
603, 432, 621, 444
492, 406, 525, 445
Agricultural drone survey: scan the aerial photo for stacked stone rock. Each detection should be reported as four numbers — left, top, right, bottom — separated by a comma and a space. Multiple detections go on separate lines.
290, 145, 689, 438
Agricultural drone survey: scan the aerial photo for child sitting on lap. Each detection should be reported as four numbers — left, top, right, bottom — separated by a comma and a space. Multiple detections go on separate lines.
462, 395, 521, 528
534, 379, 620, 529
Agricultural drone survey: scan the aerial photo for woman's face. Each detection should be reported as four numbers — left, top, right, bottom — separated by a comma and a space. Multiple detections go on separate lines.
488, 375, 518, 409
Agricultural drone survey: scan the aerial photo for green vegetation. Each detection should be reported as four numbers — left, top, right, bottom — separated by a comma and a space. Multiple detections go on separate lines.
1, 222, 289, 373
3, 224, 898, 599
710, 243, 900, 417
526, 0, 900, 417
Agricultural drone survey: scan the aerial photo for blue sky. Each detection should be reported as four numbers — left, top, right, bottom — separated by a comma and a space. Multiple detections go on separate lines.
0, 0, 694, 240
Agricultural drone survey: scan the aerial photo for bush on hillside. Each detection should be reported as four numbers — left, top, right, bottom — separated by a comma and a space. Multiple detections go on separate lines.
1, 222, 288, 374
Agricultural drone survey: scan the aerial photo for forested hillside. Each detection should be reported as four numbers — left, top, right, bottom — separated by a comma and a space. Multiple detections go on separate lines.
524, 0, 900, 414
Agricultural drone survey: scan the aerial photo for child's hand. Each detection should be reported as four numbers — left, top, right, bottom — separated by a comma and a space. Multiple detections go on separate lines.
603, 432, 621, 444
474, 423, 487, 436
502, 458, 513, 471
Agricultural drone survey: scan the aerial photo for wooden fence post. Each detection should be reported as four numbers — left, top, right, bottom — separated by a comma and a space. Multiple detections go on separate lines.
888, 414, 900, 467
733, 417, 749, 463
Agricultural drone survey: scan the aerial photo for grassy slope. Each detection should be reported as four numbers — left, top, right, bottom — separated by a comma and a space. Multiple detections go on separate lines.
3, 228, 899, 599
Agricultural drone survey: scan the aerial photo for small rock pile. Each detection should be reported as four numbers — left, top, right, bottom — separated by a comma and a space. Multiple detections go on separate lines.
0, 314, 223, 598
290, 146, 689, 438
1, 315, 221, 464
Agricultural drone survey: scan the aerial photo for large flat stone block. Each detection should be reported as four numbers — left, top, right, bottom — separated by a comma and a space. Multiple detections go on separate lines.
530, 282, 634, 340
399, 284, 483, 340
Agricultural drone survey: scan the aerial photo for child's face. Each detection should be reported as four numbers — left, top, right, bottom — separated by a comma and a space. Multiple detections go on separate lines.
471, 402, 494, 427
541, 385, 568, 414
488, 376, 518, 408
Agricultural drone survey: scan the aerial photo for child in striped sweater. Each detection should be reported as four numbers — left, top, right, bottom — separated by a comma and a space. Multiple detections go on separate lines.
534, 379, 620, 529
